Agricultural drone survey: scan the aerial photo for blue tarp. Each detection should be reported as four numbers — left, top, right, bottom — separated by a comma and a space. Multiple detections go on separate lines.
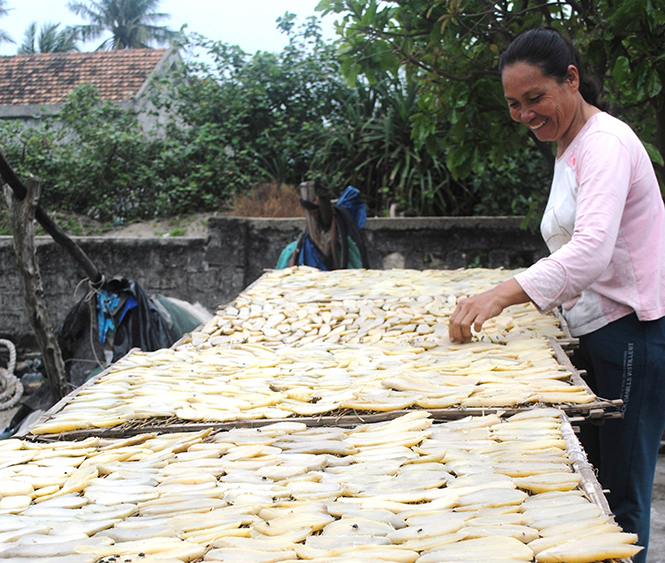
96, 290, 121, 345
336, 185, 366, 228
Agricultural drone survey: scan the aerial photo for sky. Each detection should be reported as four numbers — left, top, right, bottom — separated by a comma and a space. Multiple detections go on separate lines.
0, 0, 338, 56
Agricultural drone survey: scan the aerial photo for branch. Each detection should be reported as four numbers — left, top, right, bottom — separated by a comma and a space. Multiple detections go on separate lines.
0, 149, 103, 285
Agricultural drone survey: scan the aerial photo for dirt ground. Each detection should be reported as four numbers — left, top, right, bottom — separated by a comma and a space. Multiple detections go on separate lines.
97, 212, 211, 238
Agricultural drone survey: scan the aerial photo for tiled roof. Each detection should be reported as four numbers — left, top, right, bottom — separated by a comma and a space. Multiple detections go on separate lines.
0, 48, 169, 106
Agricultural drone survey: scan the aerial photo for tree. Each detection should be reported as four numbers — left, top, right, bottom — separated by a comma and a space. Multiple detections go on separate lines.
18, 22, 79, 53
317, 0, 665, 188
0, 16, 358, 221
0, 0, 14, 46
149, 15, 354, 204
67, 0, 178, 50
311, 74, 470, 215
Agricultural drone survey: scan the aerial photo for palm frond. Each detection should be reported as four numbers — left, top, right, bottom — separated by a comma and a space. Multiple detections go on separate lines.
0, 0, 13, 45
68, 0, 176, 49
18, 22, 38, 53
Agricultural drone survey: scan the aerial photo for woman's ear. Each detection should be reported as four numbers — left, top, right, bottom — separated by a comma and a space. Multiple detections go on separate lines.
567, 65, 580, 91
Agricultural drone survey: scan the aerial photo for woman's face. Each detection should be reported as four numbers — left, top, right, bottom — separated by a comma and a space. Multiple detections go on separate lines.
502, 61, 580, 148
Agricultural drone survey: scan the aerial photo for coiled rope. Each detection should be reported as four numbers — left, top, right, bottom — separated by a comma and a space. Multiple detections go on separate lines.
0, 339, 23, 410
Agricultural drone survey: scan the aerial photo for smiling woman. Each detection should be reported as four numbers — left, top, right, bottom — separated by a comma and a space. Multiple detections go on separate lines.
502, 61, 599, 157
447, 27, 665, 563
500, 28, 603, 157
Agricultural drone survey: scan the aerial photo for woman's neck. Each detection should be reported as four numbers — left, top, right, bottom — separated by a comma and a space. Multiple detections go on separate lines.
557, 99, 601, 157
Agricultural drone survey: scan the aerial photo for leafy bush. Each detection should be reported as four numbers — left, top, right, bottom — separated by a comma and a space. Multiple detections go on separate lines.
0, 13, 554, 224
1, 85, 173, 222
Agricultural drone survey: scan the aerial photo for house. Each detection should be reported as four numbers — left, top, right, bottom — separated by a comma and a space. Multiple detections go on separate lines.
0, 47, 181, 130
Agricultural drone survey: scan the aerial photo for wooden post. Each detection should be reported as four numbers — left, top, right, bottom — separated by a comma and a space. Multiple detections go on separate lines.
4, 178, 69, 403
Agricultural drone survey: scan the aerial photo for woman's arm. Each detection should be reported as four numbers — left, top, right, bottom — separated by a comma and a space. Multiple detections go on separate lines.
449, 127, 633, 343
518, 131, 632, 311
448, 278, 531, 342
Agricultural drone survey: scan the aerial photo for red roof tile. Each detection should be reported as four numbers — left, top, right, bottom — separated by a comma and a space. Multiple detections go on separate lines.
0, 48, 169, 106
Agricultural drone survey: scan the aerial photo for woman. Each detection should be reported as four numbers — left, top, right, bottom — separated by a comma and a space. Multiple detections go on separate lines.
448, 27, 665, 562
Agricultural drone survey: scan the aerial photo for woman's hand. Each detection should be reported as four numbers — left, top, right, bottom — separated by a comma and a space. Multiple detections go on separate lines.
448, 278, 531, 343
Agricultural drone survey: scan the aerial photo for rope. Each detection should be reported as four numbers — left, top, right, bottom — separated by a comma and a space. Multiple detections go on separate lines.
0, 339, 23, 411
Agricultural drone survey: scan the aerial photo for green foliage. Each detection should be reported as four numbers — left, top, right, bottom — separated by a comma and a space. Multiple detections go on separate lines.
310, 75, 469, 215
0, 209, 10, 236
1, 18, 356, 222
471, 147, 551, 217
152, 15, 348, 193
0, 10, 563, 223
19, 21, 79, 53
0, 0, 13, 46
1, 85, 172, 221
317, 0, 665, 189
68, 0, 179, 50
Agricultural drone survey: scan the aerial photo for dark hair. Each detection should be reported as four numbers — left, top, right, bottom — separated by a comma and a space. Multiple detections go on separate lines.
499, 27, 604, 109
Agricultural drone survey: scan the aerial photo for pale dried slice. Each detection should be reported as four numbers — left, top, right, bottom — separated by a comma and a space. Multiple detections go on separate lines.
324, 505, 405, 529
522, 501, 601, 523
0, 556, 96, 563
190, 526, 252, 544
520, 489, 586, 509
50, 517, 123, 537
387, 519, 468, 542
460, 524, 538, 543
513, 471, 582, 493
253, 512, 334, 536
301, 534, 391, 554
528, 523, 623, 554
466, 512, 528, 527
400, 531, 469, 551
99, 524, 178, 543
14, 531, 88, 545
527, 504, 603, 530
506, 407, 564, 421
536, 515, 613, 537
172, 511, 259, 533
210, 535, 298, 551
0, 525, 52, 543
0, 496, 32, 510
417, 536, 534, 562
493, 461, 571, 477
456, 487, 528, 508
321, 544, 420, 562
528, 391, 595, 404
320, 516, 395, 537
0, 480, 34, 497
391, 508, 471, 538
0, 536, 112, 558
204, 547, 299, 562
75, 537, 201, 557
535, 532, 642, 562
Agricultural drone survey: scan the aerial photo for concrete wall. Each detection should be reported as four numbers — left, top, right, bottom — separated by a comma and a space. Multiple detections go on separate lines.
0, 216, 548, 348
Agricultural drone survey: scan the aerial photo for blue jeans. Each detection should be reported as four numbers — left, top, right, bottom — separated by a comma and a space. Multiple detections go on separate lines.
572, 313, 665, 563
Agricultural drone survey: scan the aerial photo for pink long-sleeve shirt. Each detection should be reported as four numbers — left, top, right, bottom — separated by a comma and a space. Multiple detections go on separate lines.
515, 112, 665, 337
